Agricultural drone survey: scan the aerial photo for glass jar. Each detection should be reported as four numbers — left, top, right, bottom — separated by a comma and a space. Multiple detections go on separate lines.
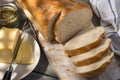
0, 3, 19, 28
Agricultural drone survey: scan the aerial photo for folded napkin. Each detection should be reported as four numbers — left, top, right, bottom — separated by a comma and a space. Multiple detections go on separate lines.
0, 0, 14, 4
90, 0, 120, 57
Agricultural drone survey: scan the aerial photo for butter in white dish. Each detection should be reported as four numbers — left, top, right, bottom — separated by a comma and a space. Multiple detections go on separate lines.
0, 27, 34, 64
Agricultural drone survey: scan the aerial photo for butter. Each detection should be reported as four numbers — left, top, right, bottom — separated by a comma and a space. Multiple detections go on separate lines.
15, 38, 34, 64
0, 27, 34, 64
0, 27, 20, 63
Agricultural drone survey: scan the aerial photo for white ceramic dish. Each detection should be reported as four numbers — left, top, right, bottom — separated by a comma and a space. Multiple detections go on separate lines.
0, 32, 41, 80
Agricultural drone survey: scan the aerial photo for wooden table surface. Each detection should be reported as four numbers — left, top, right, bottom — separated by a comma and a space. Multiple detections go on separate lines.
1, 0, 120, 80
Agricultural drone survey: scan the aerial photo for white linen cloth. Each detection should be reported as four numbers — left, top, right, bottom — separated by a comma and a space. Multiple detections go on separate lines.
90, 0, 120, 57
0, 0, 14, 4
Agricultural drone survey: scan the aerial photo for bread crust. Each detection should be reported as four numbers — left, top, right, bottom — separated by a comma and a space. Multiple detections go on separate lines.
71, 39, 111, 66
17, 0, 92, 43
78, 61, 110, 77
63, 27, 105, 57
76, 51, 114, 77
17, 0, 76, 41
65, 37, 103, 56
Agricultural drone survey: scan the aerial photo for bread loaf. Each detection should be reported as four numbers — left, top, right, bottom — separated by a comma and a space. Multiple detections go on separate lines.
17, 0, 92, 43
76, 51, 114, 77
64, 26, 105, 56
71, 38, 111, 66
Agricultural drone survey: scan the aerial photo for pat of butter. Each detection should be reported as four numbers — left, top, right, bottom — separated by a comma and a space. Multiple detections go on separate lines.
0, 27, 20, 63
0, 27, 34, 64
15, 37, 34, 64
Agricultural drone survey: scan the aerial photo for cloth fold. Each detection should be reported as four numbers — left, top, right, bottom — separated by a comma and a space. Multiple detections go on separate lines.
90, 0, 120, 57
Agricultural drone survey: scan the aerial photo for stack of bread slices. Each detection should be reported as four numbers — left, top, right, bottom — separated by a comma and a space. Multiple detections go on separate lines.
17, 0, 114, 77
63, 26, 114, 77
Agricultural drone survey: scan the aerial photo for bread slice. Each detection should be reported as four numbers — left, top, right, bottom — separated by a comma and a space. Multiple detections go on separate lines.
54, 2, 92, 43
71, 38, 111, 66
76, 51, 114, 77
64, 27, 105, 56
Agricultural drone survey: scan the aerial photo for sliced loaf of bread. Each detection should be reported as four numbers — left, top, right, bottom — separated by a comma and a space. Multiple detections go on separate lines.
70, 38, 111, 66
64, 26, 105, 56
76, 51, 114, 77
17, 0, 92, 43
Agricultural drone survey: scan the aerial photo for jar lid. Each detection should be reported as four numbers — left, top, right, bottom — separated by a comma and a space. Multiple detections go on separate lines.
0, 3, 18, 21
0, 3, 19, 28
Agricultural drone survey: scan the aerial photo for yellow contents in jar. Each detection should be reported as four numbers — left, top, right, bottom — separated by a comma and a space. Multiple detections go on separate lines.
0, 4, 19, 28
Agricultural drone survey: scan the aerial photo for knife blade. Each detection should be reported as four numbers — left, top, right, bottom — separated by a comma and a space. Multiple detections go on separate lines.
2, 22, 27, 80
3, 33, 22, 80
